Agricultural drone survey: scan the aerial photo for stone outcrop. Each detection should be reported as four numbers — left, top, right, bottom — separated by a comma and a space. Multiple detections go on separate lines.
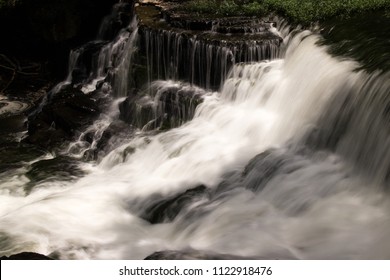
24, 87, 107, 151
0, 252, 52, 260
135, 1, 283, 90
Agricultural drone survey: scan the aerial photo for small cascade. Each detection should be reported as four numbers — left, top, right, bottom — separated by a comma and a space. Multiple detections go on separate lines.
119, 80, 209, 130
309, 70, 390, 186
2, 0, 390, 261
136, 4, 283, 90
47, 1, 138, 98
50, 49, 82, 94
80, 18, 139, 97
141, 28, 281, 90
3, 30, 390, 260
25, 1, 139, 153
98, 1, 134, 41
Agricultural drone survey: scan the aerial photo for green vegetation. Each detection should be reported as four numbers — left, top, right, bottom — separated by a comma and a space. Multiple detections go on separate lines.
0, 0, 21, 9
0, 0, 16, 8
183, 0, 267, 17
182, 0, 390, 23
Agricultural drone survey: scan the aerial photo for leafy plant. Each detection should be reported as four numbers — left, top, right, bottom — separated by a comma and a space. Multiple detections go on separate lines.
181, 0, 390, 23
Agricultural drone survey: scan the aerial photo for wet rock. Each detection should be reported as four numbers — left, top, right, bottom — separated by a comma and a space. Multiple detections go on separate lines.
119, 93, 155, 128
0, 114, 27, 135
95, 120, 136, 153
156, 84, 205, 130
25, 87, 106, 150
70, 41, 109, 85
136, 3, 282, 90
98, 1, 135, 41
213, 149, 306, 194
0, 252, 52, 260
25, 156, 84, 187
0, 142, 47, 174
242, 149, 289, 192
119, 83, 205, 130
0, 0, 120, 78
145, 249, 251, 260
145, 249, 296, 260
140, 185, 209, 224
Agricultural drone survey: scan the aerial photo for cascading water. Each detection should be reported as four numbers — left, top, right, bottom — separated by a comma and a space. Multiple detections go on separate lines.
142, 28, 281, 90
1, 2, 390, 260
137, 5, 285, 91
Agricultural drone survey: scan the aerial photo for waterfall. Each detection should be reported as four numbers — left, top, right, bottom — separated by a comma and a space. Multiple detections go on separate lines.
138, 12, 287, 91
309, 70, 390, 185
80, 17, 139, 97
1, 25, 390, 259
1, 1, 390, 260
44, 2, 138, 99
142, 28, 281, 90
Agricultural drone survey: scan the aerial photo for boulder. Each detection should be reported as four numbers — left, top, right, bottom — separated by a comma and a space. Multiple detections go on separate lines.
145, 249, 251, 260
144, 248, 296, 260
25, 87, 106, 150
140, 185, 209, 224
25, 155, 84, 191
0, 252, 52, 260
119, 83, 205, 130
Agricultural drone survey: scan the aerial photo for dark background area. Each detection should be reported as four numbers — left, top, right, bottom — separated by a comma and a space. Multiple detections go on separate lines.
0, 0, 117, 78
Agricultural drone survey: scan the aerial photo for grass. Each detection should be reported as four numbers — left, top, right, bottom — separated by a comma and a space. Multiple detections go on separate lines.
181, 0, 390, 24
0, 0, 19, 9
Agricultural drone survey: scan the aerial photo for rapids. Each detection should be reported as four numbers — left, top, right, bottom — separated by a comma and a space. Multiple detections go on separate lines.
0, 2, 389, 260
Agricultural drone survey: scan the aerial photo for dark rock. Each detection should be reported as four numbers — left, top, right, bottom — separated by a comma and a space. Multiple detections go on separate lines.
145, 249, 251, 260
0, 114, 27, 134
25, 156, 84, 191
140, 185, 209, 224
70, 41, 109, 85
119, 93, 155, 128
242, 149, 287, 192
0, 0, 120, 78
213, 149, 307, 194
77, 119, 136, 161
0, 142, 47, 174
145, 249, 296, 260
119, 83, 205, 130
95, 120, 135, 153
157, 84, 205, 130
0, 252, 52, 260
136, 3, 282, 90
25, 87, 106, 150
98, 1, 135, 41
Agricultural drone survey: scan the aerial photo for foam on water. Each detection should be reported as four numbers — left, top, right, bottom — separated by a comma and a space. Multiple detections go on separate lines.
1, 25, 389, 260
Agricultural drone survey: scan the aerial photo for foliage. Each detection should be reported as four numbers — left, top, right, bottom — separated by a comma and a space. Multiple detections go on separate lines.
264, 0, 390, 23
0, 0, 23, 9
183, 0, 265, 16
181, 0, 390, 23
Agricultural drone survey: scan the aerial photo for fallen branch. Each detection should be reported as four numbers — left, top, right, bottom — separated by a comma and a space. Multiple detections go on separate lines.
0, 53, 40, 75
0, 68, 16, 94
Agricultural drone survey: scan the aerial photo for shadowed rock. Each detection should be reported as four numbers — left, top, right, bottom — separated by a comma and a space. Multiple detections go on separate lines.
0, 252, 52, 260
25, 87, 107, 150
145, 249, 297, 260
140, 185, 209, 224
119, 83, 205, 130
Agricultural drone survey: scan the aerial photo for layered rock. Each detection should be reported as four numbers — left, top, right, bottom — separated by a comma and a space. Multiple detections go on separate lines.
135, 1, 283, 90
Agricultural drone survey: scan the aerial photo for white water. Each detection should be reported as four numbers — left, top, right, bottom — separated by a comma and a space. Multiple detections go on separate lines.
1, 29, 390, 259
81, 18, 139, 96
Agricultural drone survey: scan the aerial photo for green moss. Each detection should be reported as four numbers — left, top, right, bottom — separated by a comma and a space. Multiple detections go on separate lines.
181, 0, 390, 24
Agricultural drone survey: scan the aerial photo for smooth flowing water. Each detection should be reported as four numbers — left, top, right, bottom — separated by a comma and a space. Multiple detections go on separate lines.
0, 3, 389, 260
